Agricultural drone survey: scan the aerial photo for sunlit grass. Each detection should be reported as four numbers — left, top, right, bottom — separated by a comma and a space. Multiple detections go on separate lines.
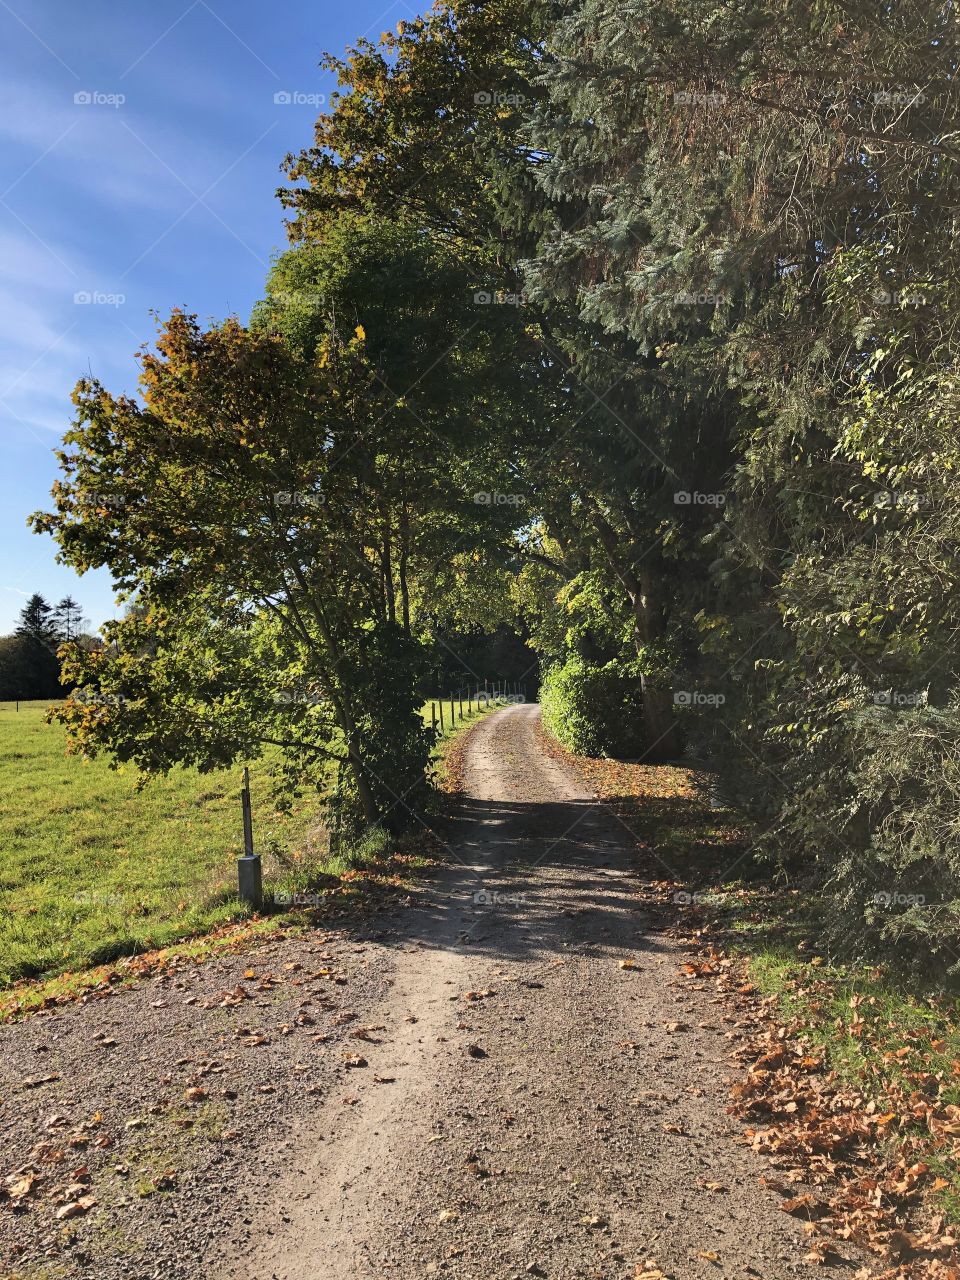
0, 695, 497, 988
0, 700, 323, 985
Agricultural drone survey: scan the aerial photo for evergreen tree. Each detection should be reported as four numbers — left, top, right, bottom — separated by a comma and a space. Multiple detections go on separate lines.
52, 595, 87, 642
9, 593, 63, 699
525, 0, 960, 965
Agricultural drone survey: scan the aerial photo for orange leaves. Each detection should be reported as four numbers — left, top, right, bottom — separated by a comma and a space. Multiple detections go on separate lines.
709, 942, 960, 1277
55, 1194, 96, 1220
780, 1193, 830, 1219
3, 1171, 40, 1204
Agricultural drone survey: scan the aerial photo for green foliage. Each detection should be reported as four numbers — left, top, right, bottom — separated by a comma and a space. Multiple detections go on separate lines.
0, 594, 66, 700
326, 621, 433, 833
519, 0, 960, 969
540, 655, 646, 758
281, 0, 553, 261
33, 213, 524, 836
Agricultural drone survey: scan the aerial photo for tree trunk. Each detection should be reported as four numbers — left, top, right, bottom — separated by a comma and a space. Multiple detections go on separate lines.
398, 502, 411, 635
382, 531, 396, 626
629, 567, 681, 760
637, 672, 679, 761
589, 511, 681, 760
344, 733, 382, 829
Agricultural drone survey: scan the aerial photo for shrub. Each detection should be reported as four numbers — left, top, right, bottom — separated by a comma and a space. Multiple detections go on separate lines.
540, 655, 646, 757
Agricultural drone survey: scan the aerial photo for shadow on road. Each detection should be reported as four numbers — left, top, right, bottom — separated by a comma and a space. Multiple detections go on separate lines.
333, 791, 674, 966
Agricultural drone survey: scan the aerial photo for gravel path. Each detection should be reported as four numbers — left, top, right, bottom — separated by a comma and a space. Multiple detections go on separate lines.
1, 705, 859, 1280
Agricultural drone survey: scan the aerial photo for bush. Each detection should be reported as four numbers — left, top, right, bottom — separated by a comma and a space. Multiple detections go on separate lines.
540, 655, 646, 757
728, 666, 960, 976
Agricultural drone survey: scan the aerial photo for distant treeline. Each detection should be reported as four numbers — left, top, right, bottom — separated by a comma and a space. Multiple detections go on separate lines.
0, 593, 93, 701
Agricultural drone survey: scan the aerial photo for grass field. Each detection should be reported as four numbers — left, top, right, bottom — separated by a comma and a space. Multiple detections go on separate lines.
0, 696, 497, 988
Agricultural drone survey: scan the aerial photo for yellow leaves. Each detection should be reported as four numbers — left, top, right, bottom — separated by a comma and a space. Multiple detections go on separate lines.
354, 324, 366, 341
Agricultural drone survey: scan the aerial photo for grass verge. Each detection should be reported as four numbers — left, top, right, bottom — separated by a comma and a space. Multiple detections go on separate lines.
1, 695, 503, 1013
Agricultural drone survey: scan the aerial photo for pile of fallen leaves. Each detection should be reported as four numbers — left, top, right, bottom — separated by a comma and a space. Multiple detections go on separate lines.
436, 719, 477, 797
680, 944, 960, 1277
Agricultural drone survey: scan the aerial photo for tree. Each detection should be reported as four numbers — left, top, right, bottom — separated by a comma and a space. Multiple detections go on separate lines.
6, 594, 63, 699
0, 634, 29, 700
282, 0, 553, 265
523, 0, 960, 963
32, 215, 535, 834
283, 0, 701, 757
52, 595, 87, 642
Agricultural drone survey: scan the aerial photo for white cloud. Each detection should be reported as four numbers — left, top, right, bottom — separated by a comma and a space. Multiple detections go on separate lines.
0, 78, 242, 215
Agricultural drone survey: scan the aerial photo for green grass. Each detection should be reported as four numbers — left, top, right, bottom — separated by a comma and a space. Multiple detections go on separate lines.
735, 925, 960, 1218
421, 691, 507, 752
0, 701, 324, 986
0, 696, 501, 991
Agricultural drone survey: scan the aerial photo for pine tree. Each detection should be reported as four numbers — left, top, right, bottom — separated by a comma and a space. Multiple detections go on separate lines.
52, 595, 87, 642
10, 593, 63, 699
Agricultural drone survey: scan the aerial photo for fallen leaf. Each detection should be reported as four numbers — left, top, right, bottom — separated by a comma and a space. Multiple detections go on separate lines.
635, 1264, 670, 1280
4, 1172, 40, 1201
55, 1195, 96, 1219
780, 1194, 828, 1219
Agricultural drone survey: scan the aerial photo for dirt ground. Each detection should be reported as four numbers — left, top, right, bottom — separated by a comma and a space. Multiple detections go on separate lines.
1, 705, 867, 1279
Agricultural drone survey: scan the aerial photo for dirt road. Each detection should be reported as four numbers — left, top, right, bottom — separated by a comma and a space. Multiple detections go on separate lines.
216, 704, 830, 1280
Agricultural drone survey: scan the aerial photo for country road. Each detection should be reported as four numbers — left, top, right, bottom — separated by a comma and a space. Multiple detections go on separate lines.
1, 705, 855, 1280
219, 704, 830, 1280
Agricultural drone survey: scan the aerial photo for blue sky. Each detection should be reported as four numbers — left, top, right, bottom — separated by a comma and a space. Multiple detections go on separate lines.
0, 0, 421, 633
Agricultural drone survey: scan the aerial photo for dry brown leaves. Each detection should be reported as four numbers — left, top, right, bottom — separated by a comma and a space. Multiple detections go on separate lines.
684, 943, 960, 1278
